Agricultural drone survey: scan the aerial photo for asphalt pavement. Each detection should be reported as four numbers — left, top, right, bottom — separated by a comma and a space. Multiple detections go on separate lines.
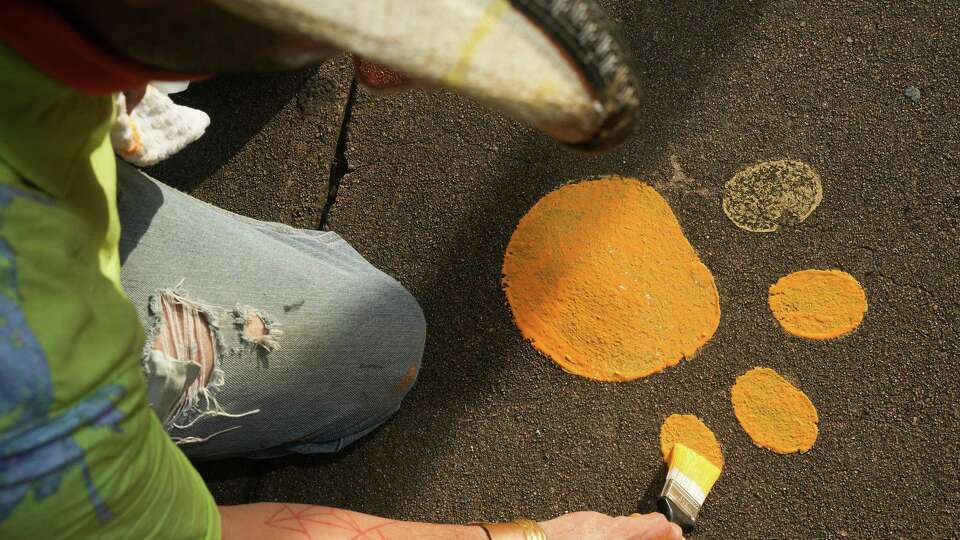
148, 1, 959, 538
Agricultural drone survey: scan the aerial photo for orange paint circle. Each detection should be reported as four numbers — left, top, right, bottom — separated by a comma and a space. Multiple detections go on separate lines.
659, 414, 724, 470
731, 367, 819, 454
502, 177, 720, 381
768, 269, 867, 340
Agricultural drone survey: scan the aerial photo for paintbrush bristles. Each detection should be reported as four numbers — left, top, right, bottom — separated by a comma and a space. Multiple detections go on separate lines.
660, 443, 722, 521
668, 443, 722, 496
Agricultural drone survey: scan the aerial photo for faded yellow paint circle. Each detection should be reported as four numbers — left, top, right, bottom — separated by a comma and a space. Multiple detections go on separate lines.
722, 160, 822, 232
731, 367, 818, 453
502, 177, 720, 381
769, 269, 867, 339
659, 414, 724, 470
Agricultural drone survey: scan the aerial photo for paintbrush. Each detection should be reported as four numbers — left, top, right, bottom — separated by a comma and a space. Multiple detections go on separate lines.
210, 0, 641, 150
656, 443, 722, 533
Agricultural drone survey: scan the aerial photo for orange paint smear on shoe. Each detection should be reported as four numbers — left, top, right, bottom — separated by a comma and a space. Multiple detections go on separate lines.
355, 57, 410, 89
731, 367, 819, 454
769, 269, 867, 340
502, 177, 720, 381
659, 414, 724, 470
121, 123, 142, 156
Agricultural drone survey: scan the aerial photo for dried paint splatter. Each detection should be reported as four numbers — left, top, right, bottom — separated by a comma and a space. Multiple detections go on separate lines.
502, 177, 720, 381
769, 269, 867, 340
659, 414, 724, 470
731, 367, 819, 454
722, 160, 822, 233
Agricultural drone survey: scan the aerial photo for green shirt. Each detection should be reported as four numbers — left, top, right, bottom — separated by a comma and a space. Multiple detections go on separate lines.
0, 45, 220, 539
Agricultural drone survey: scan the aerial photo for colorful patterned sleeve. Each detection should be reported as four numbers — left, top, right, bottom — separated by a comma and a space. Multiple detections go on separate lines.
0, 45, 220, 540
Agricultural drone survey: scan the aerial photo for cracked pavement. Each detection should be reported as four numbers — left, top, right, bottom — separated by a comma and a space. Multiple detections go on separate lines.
147, 1, 959, 538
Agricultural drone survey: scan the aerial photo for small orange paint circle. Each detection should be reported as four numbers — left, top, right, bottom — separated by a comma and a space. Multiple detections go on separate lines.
659, 414, 724, 470
768, 269, 867, 340
502, 177, 720, 381
731, 367, 819, 454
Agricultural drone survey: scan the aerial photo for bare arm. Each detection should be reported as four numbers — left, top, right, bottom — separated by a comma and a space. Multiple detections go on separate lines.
219, 504, 486, 540
220, 504, 684, 540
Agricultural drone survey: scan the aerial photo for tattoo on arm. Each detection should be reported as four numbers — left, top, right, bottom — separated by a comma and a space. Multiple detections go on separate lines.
264, 504, 398, 540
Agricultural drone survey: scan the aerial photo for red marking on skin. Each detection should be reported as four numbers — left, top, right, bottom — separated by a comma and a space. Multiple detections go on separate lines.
265, 504, 398, 539
349, 521, 397, 540
266, 505, 311, 536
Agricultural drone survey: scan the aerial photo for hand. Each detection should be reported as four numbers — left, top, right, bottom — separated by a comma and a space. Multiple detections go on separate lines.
539, 511, 684, 540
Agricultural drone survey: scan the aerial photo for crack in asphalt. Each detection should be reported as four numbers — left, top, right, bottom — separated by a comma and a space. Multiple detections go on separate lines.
319, 76, 358, 230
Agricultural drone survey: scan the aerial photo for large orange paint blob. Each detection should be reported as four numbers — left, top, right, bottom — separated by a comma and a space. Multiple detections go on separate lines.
502, 177, 720, 381
659, 414, 724, 470
769, 269, 867, 340
731, 367, 819, 454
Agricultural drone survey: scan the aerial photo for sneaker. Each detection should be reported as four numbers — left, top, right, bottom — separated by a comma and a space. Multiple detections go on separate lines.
211, 0, 641, 150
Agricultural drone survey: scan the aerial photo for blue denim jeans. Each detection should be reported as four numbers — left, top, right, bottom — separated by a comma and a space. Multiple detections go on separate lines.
115, 161, 425, 460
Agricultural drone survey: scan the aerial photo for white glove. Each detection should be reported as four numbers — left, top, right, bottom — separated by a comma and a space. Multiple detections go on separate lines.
111, 84, 210, 167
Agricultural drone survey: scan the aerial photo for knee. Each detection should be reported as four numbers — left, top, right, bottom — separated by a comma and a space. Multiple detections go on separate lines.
317, 276, 423, 450
349, 274, 425, 411
373, 277, 425, 400
259, 275, 425, 455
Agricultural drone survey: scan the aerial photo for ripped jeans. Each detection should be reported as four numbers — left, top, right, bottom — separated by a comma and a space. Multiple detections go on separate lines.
116, 161, 426, 460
